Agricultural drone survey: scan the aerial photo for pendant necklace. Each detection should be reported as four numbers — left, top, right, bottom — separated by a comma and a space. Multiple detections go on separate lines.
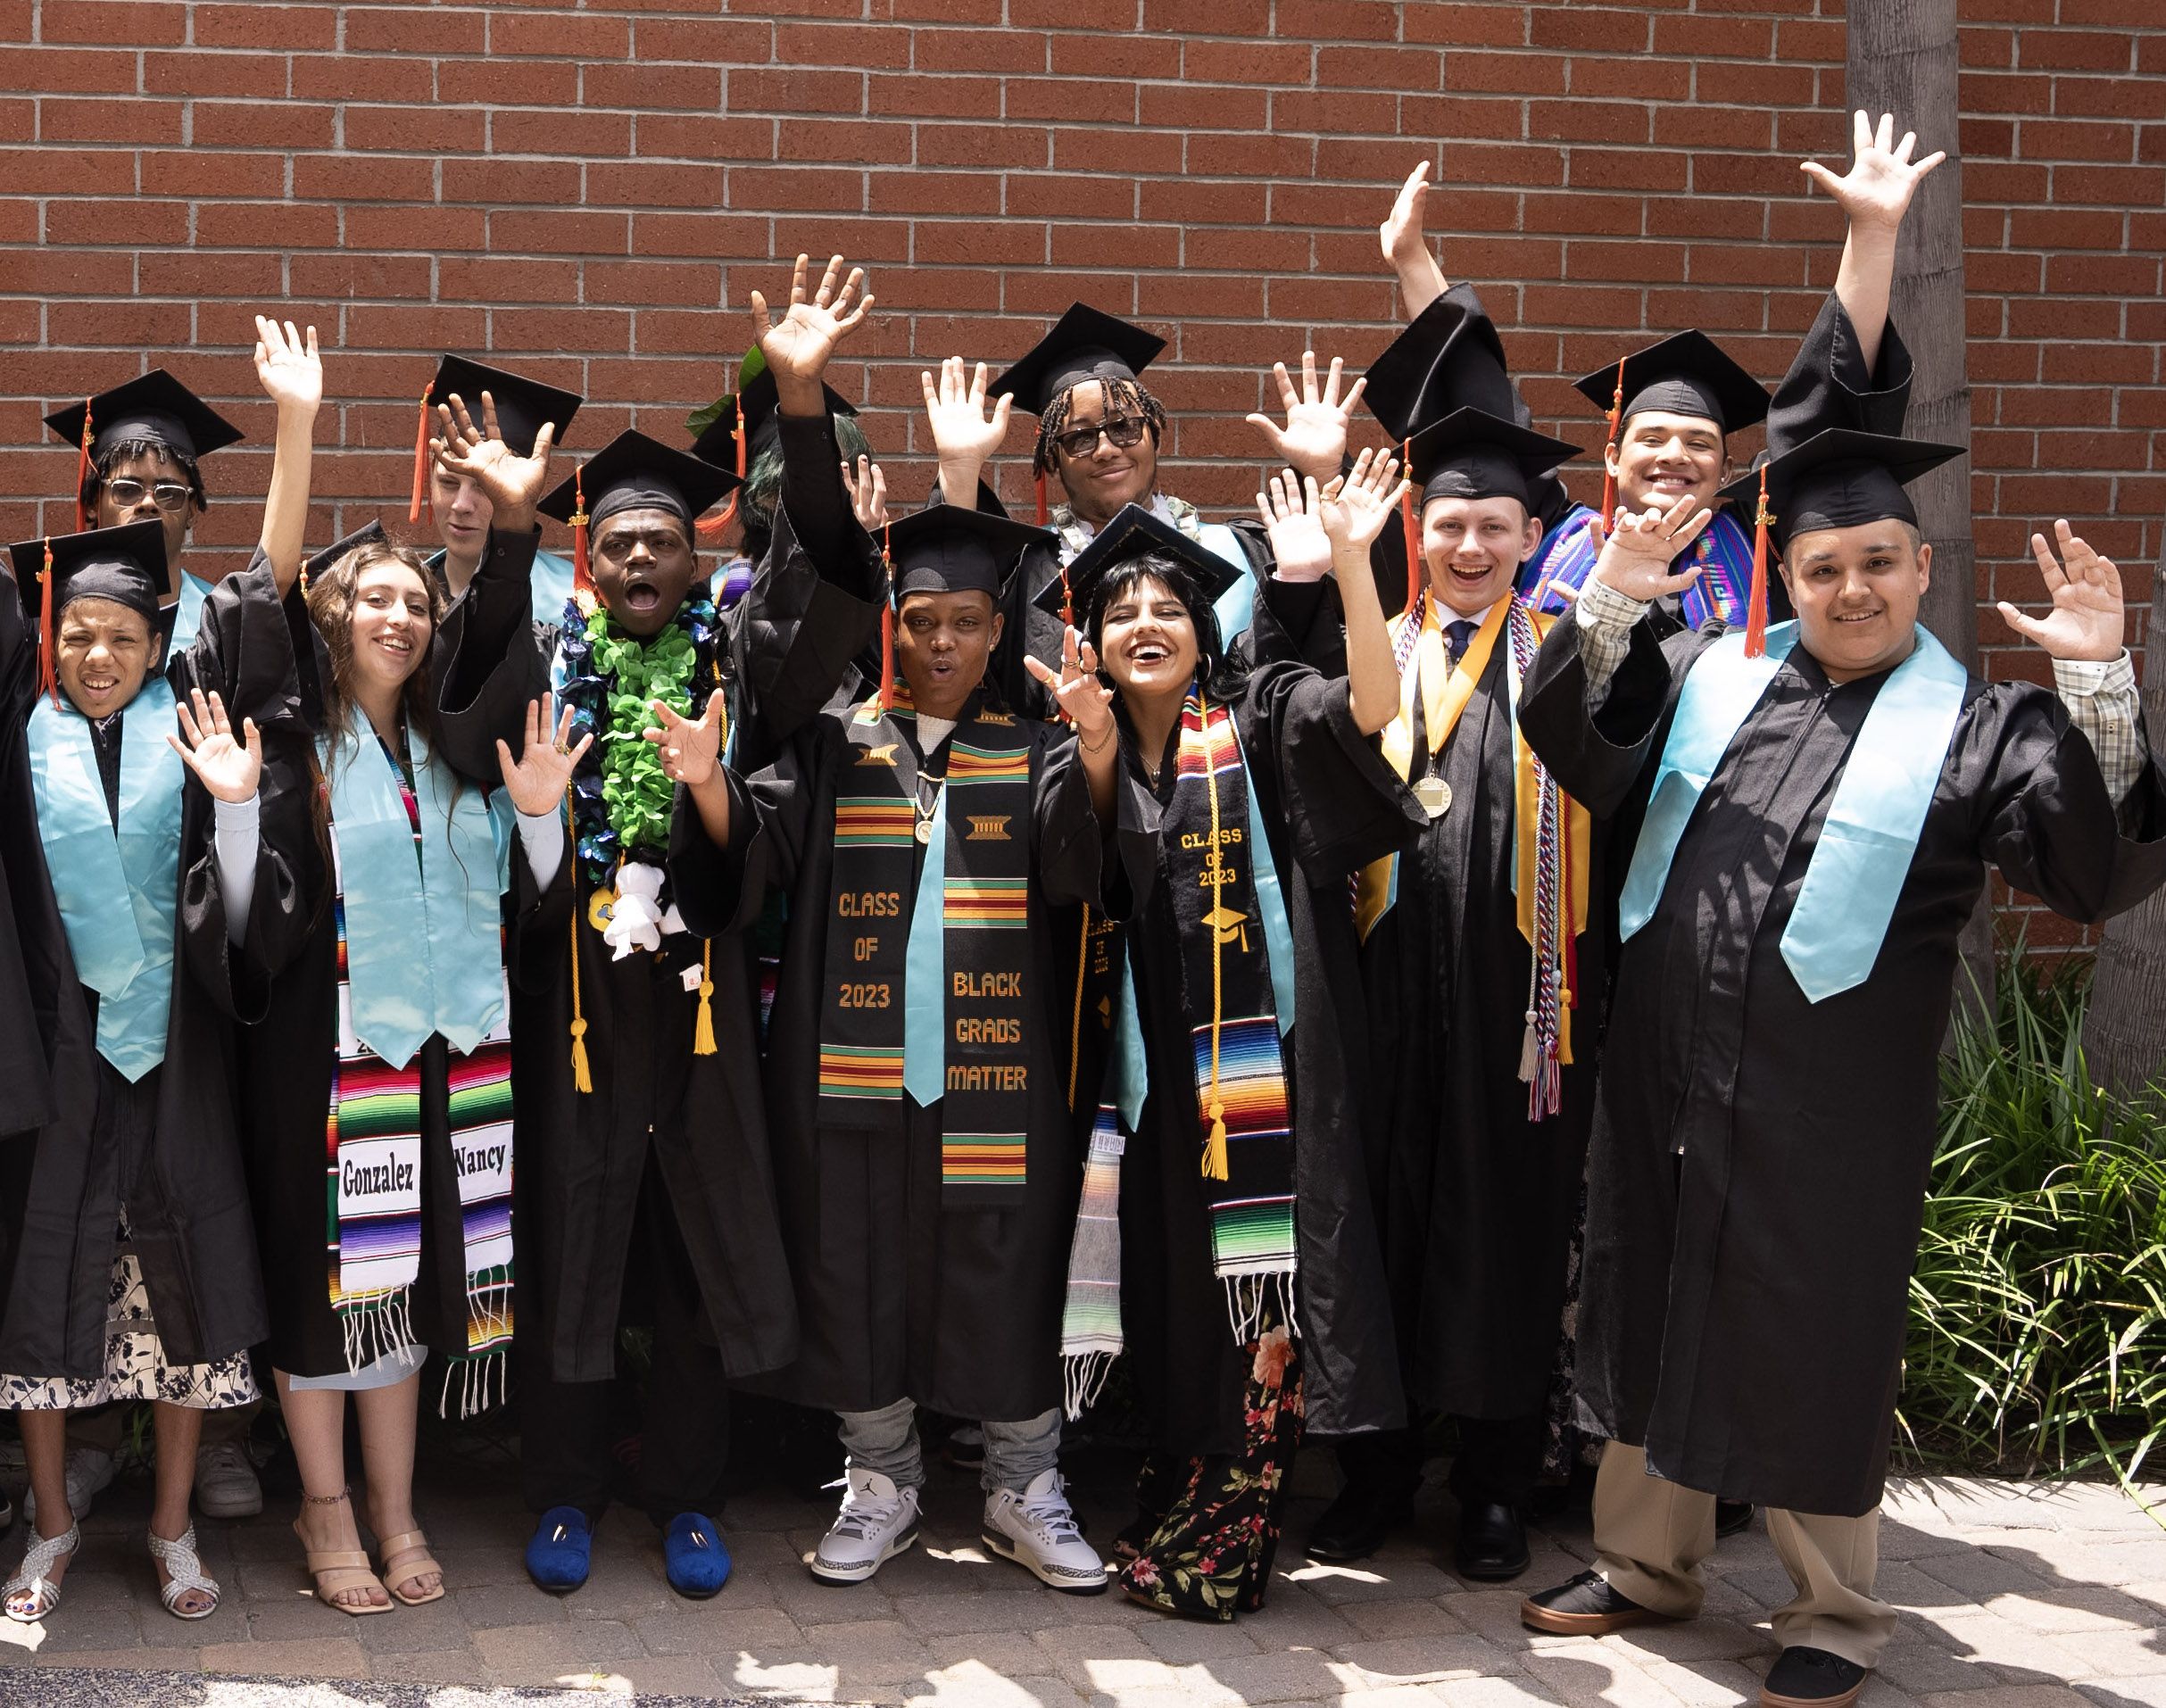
915, 771, 943, 844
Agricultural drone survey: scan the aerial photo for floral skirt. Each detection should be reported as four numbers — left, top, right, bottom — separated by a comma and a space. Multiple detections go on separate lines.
1119, 1307, 1304, 1621
0, 1225, 257, 1413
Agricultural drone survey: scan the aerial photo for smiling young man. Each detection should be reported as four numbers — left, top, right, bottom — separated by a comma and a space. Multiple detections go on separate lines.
1512, 122, 2166, 1708
660, 501, 1113, 1599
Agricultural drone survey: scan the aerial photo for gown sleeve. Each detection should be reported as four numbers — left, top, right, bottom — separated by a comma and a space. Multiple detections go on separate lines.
1764, 290, 1914, 449
435, 525, 551, 783
1963, 680, 2166, 924
729, 413, 886, 759
0, 567, 56, 1136
1516, 607, 1717, 820
1032, 726, 1106, 910
668, 722, 827, 940
1242, 660, 1426, 882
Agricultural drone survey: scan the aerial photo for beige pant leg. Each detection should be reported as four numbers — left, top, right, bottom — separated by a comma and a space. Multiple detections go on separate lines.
197, 1397, 261, 1446
1591, 1439, 1717, 1619
1764, 1506, 1897, 1670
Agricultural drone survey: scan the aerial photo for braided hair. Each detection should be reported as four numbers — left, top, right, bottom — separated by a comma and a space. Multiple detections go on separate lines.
1031, 376, 1167, 479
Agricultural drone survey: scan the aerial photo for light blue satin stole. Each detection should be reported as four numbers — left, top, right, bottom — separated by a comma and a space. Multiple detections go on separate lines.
1195, 522, 1255, 644
29, 679, 186, 1081
1618, 621, 1968, 1002
170, 570, 212, 653
320, 712, 512, 1069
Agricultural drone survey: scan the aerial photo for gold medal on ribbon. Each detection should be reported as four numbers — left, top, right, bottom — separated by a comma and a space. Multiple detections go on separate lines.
1414, 775, 1452, 818
914, 818, 933, 844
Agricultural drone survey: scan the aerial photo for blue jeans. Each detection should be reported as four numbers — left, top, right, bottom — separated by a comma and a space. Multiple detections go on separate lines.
836, 1399, 1060, 1496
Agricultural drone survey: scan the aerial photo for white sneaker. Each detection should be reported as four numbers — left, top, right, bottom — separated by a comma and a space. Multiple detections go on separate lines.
983, 1468, 1108, 1595
23, 1447, 115, 1524
194, 1439, 263, 1519
809, 1468, 920, 1586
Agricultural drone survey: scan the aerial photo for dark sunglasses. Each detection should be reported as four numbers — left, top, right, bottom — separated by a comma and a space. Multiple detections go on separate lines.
103, 477, 193, 513
1050, 416, 1148, 460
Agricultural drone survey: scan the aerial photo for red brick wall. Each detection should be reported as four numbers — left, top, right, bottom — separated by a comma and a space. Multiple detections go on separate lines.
3, 0, 2159, 934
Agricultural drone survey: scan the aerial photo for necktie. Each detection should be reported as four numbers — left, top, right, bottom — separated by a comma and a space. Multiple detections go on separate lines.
1444, 618, 1478, 669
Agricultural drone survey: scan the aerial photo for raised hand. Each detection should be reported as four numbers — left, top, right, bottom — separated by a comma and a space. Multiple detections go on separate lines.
253, 317, 322, 418
495, 698, 593, 817
1246, 352, 1366, 485
1587, 494, 1713, 603
435, 391, 556, 528
643, 691, 728, 788
168, 688, 262, 804
1023, 625, 1116, 742
841, 455, 889, 533
1318, 447, 1407, 557
1998, 520, 2124, 663
1256, 468, 1334, 583
1801, 110, 1946, 236
751, 254, 874, 400
1380, 160, 1448, 317
924, 357, 1013, 468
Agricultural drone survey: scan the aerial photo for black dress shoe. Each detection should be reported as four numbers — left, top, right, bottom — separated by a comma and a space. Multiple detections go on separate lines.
1522, 1569, 1679, 1635
1454, 1500, 1531, 1581
1761, 1646, 1871, 1708
1716, 1499, 1755, 1538
1304, 1481, 1410, 1563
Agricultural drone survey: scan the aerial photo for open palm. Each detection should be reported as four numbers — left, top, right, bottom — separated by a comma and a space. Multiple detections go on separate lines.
254, 317, 321, 415
436, 392, 556, 516
495, 699, 593, 817
1247, 352, 1365, 484
1801, 110, 1946, 236
168, 689, 261, 804
751, 253, 873, 386
1319, 448, 1406, 555
924, 357, 1012, 465
1998, 520, 2123, 663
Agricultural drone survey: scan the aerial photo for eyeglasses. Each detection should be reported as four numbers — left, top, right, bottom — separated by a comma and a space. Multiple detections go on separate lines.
103, 478, 193, 513
1050, 416, 1148, 460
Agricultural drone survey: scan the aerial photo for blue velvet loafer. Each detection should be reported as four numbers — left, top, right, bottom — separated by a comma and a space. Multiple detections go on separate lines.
662, 1511, 730, 1599
526, 1505, 593, 1593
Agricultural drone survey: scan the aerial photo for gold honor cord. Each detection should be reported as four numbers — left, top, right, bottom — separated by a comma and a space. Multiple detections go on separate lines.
1068, 904, 1090, 1111
1200, 690, 1229, 1183
565, 779, 593, 1093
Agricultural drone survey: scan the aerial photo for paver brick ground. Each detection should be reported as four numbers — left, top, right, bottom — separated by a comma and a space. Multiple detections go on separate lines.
0, 1428, 2162, 1708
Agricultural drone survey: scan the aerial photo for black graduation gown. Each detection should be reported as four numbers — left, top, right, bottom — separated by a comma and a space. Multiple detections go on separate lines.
1103, 663, 1423, 1456
0, 553, 286, 1379
477, 435, 881, 1389
1518, 614, 2166, 1516
235, 528, 542, 1379
670, 689, 1102, 1422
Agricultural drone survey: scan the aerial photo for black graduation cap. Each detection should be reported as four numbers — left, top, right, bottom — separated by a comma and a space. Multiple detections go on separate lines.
46, 370, 244, 467
1362, 287, 1521, 445
1716, 428, 1963, 554
1030, 503, 1243, 622
538, 430, 743, 533
422, 356, 581, 458
304, 519, 388, 583
1406, 407, 1580, 510
9, 519, 170, 626
991, 303, 1167, 418
691, 371, 857, 477
885, 505, 1050, 601
1573, 331, 1770, 437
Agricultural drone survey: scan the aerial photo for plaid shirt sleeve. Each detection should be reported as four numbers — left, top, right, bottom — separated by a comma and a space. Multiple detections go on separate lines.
2052, 649, 2147, 817
1572, 576, 1651, 709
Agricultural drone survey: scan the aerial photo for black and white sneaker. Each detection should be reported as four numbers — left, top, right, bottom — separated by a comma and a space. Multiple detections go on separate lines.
809, 1468, 920, 1586
982, 1468, 1108, 1595
1761, 1646, 1871, 1708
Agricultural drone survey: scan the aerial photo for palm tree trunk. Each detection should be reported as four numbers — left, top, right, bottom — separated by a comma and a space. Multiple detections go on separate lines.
2080, 535, 2166, 1097
1846, 0, 1992, 1029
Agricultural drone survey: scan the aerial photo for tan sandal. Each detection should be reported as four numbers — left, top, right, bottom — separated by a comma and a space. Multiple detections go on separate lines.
377, 1529, 445, 1605
294, 1487, 391, 1616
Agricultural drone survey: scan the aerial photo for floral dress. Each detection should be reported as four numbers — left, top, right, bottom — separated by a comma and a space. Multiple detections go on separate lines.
1118, 1304, 1304, 1621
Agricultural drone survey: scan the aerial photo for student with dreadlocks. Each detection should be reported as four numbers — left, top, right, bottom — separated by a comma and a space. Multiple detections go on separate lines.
0, 318, 320, 1625
659, 488, 1116, 1598
1028, 460, 1421, 1622
477, 265, 877, 1600
916, 307, 1370, 720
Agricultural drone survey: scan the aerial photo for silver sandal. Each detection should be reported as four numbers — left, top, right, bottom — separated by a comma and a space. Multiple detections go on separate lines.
4, 1522, 79, 1622
148, 1522, 220, 1621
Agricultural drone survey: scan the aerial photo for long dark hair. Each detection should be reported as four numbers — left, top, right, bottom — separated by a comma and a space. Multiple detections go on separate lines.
1081, 552, 1249, 706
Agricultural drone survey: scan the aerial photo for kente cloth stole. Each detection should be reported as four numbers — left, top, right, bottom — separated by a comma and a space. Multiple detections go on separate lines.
1618, 620, 1968, 1003
1354, 591, 1592, 1117
28, 679, 186, 1082
816, 692, 1036, 1206
320, 729, 514, 1412
1167, 690, 1298, 1342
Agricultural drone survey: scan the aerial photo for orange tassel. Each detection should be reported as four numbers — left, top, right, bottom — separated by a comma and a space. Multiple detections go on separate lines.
1398, 438, 1421, 617
1744, 464, 1773, 659
734, 394, 748, 478
72, 399, 92, 533
693, 492, 740, 543
408, 385, 434, 525
1594, 356, 1624, 548
1033, 468, 1048, 527
37, 539, 58, 706
570, 464, 593, 604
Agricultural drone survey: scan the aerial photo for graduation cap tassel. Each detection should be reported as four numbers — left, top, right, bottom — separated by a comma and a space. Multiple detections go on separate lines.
1033, 469, 1049, 529
693, 493, 739, 543
408, 386, 434, 525
694, 397, 748, 542
693, 938, 718, 1056
1744, 464, 1773, 659
876, 520, 895, 715
37, 539, 58, 707
1398, 439, 1421, 618
570, 465, 593, 608
1592, 357, 1625, 548
72, 399, 93, 534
